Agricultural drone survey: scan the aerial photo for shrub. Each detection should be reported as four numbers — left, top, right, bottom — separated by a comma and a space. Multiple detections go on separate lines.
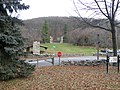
0, 60, 35, 81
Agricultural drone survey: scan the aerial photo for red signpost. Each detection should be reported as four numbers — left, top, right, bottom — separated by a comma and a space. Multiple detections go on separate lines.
58, 52, 62, 57
57, 52, 62, 65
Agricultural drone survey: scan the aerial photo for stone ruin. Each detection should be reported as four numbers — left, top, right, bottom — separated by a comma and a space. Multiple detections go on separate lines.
50, 36, 64, 43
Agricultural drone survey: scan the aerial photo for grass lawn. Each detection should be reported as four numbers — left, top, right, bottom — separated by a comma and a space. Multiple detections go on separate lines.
41, 43, 96, 55
0, 66, 120, 90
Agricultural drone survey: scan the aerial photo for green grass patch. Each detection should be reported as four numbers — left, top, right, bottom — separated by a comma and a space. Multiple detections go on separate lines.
41, 43, 96, 55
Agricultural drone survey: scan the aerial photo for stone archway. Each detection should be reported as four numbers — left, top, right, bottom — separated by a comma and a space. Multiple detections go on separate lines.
50, 36, 64, 43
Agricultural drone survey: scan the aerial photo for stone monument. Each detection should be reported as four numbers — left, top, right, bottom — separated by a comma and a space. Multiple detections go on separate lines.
33, 41, 40, 55
50, 36, 53, 43
60, 36, 64, 43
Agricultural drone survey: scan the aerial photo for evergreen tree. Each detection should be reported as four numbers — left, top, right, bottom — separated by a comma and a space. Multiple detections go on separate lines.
41, 20, 49, 43
0, 0, 35, 80
63, 24, 68, 43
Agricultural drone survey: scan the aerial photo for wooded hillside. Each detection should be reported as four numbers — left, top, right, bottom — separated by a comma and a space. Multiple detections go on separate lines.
20, 16, 120, 48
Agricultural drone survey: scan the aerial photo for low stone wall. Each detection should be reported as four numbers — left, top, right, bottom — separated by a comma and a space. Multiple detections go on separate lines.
61, 60, 106, 66
54, 54, 85, 57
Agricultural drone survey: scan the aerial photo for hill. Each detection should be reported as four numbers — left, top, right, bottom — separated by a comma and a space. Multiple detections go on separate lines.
21, 17, 87, 41
20, 16, 120, 48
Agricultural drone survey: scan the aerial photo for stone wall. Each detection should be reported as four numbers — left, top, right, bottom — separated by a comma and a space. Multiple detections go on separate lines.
61, 60, 106, 66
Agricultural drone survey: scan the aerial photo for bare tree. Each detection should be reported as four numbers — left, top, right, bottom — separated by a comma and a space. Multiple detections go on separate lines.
73, 0, 120, 56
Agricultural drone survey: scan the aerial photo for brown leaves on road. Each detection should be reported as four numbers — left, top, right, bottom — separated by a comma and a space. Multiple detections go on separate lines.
0, 66, 120, 90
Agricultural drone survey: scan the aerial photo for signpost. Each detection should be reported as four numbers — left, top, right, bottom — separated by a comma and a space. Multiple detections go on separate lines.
96, 34, 100, 60
57, 52, 62, 65
106, 55, 120, 73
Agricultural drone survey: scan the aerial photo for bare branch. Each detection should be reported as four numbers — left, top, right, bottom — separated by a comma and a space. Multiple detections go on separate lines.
73, 0, 111, 32
104, 0, 110, 18
94, 0, 109, 18
114, 0, 120, 15
74, 16, 111, 32
111, 0, 115, 19
78, 0, 93, 9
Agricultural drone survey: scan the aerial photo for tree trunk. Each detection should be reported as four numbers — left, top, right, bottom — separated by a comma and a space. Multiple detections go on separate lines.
111, 24, 117, 56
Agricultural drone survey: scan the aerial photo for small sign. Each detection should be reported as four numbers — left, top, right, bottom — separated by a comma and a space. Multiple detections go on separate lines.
57, 52, 62, 57
53, 45, 56, 48
109, 56, 117, 63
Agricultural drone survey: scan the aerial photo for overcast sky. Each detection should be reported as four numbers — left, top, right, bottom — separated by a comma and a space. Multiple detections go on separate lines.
18, 0, 77, 20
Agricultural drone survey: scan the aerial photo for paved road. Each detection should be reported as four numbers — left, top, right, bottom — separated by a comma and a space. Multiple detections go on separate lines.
25, 56, 106, 67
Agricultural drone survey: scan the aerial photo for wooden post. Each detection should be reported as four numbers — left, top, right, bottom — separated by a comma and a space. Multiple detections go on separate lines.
52, 57, 54, 66
37, 59, 38, 67
118, 55, 119, 73
106, 55, 109, 74
59, 57, 60, 66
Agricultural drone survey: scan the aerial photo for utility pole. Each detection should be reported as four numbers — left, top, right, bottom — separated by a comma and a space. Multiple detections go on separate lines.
97, 34, 100, 60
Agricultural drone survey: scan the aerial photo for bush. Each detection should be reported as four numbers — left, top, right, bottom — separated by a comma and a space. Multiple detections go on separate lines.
0, 60, 35, 81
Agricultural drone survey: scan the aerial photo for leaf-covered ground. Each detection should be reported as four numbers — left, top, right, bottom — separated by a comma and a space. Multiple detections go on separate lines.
0, 66, 120, 90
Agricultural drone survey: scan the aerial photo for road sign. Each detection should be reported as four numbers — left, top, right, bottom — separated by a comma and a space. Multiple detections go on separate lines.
109, 56, 117, 63
57, 52, 62, 57
57, 52, 62, 65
